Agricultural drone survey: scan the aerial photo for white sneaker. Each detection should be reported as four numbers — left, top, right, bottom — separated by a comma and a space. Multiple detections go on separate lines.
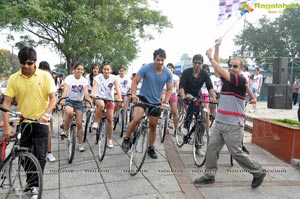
30, 187, 39, 199
47, 153, 56, 162
107, 139, 113, 148
78, 144, 85, 152
181, 127, 188, 136
91, 122, 98, 129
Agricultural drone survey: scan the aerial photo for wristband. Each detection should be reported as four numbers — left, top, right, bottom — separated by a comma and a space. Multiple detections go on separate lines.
43, 113, 51, 119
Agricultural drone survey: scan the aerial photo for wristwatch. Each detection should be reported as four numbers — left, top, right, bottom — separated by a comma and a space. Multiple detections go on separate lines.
163, 101, 169, 105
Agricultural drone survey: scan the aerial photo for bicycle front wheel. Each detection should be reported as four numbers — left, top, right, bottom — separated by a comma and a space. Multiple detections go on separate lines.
159, 110, 168, 143
9, 151, 43, 199
129, 127, 149, 176
193, 124, 209, 167
98, 120, 108, 161
68, 125, 76, 164
119, 109, 125, 138
83, 110, 92, 142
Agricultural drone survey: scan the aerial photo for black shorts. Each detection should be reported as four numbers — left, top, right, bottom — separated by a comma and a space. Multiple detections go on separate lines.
135, 95, 161, 117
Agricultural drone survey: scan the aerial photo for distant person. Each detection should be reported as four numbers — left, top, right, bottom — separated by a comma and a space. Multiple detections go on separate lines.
38, 61, 56, 162
161, 63, 179, 136
292, 79, 300, 105
86, 64, 100, 94
249, 67, 263, 113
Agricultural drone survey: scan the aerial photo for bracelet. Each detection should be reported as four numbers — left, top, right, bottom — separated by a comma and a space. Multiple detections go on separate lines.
43, 113, 51, 118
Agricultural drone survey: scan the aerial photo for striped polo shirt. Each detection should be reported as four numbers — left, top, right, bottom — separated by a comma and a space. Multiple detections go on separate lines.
216, 73, 247, 126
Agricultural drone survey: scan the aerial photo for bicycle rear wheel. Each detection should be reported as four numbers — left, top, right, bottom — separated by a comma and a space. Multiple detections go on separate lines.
193, 124, 209, 167
83, 110, 92, 142
9, 151, 43, 199
98, 120, 108, 161
129, 127, 149, 176
68, 125, 76, 164
159, 110, 168, 143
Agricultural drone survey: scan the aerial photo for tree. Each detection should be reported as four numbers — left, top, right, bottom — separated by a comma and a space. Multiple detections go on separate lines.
0, 0, 172, 74
233, 8, 300, 59
0, 49, 19, 79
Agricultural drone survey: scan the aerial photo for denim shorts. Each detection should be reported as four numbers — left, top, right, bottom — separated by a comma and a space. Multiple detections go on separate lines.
65, 99, 84, 112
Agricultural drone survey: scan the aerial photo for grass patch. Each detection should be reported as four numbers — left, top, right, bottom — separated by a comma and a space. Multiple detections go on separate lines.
273, 118, 300, 127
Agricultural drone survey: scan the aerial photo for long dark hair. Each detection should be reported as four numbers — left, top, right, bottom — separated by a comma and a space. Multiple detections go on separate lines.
89, 64, 100, 87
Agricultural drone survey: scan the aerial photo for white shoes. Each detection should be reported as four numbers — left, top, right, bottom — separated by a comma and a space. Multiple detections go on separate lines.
78, 144, 85, 152
47, 153, 56, 162
107, 139, 113, 148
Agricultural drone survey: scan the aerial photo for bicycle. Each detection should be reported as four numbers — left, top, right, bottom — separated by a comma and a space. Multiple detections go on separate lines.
128, 101, 164, 176
113, 95, 127, 137
93, 97, 123, 161
0, 106, 43, 199
158, 108, 169, 143
176, 98, 217, 167
83, 105, 96, 143
177, 94, 186, 124
57, 97, 92, 164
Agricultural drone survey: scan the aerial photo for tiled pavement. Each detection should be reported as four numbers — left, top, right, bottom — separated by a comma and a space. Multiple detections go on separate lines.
1, 101, 300, 199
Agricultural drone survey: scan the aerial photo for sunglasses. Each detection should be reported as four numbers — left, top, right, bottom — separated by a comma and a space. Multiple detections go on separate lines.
194, 61, 202, 65
102, 60, 111, 65
228, 64, 239, 69
20, 61, 35, 66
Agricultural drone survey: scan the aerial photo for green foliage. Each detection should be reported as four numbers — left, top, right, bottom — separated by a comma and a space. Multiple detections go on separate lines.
234, 9, 300, 60
0, 49, 19, 79
273, 118, 300, 127
0, 0, 172, 74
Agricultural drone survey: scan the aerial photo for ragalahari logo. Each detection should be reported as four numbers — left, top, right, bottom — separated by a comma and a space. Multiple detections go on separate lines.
240, 2, 254, 16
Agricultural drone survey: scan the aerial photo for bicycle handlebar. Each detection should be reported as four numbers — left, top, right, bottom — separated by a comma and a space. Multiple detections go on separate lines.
183, 97, 219, 105
92, 96, 123, 103
0, 106, 38, 122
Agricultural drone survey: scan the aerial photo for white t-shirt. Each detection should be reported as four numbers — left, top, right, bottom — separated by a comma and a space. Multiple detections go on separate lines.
210, 75, 222, 93
116, 75, 131, 96
201, 82, 209, 95
163, 74, 179, 94
251, 74, 263, 89
94, 74, 116, 100
64, 75, 88, 101
241, 71, 251, 83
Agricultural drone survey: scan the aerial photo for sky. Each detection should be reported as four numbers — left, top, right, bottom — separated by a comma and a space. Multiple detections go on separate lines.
0, 0, 299, 73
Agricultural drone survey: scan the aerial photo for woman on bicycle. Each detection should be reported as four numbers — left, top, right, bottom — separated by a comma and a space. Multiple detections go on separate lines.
86, 64, 100, 94
59, 63, 91, 152
90, 61, 122, 148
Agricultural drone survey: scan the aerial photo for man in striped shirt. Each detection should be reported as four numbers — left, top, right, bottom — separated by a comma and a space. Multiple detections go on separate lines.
194, 40, 266, 189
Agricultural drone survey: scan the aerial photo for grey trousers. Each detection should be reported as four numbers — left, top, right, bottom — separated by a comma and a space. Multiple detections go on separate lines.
204, 122, 263, 179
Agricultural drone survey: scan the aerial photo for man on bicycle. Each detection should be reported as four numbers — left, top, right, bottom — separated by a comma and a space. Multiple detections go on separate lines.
121, 48, 172, 159
179, 54, 217, 137
1, 46, 57, 198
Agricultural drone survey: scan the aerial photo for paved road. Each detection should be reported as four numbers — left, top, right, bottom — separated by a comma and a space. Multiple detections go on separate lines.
1, 101, 300, 199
